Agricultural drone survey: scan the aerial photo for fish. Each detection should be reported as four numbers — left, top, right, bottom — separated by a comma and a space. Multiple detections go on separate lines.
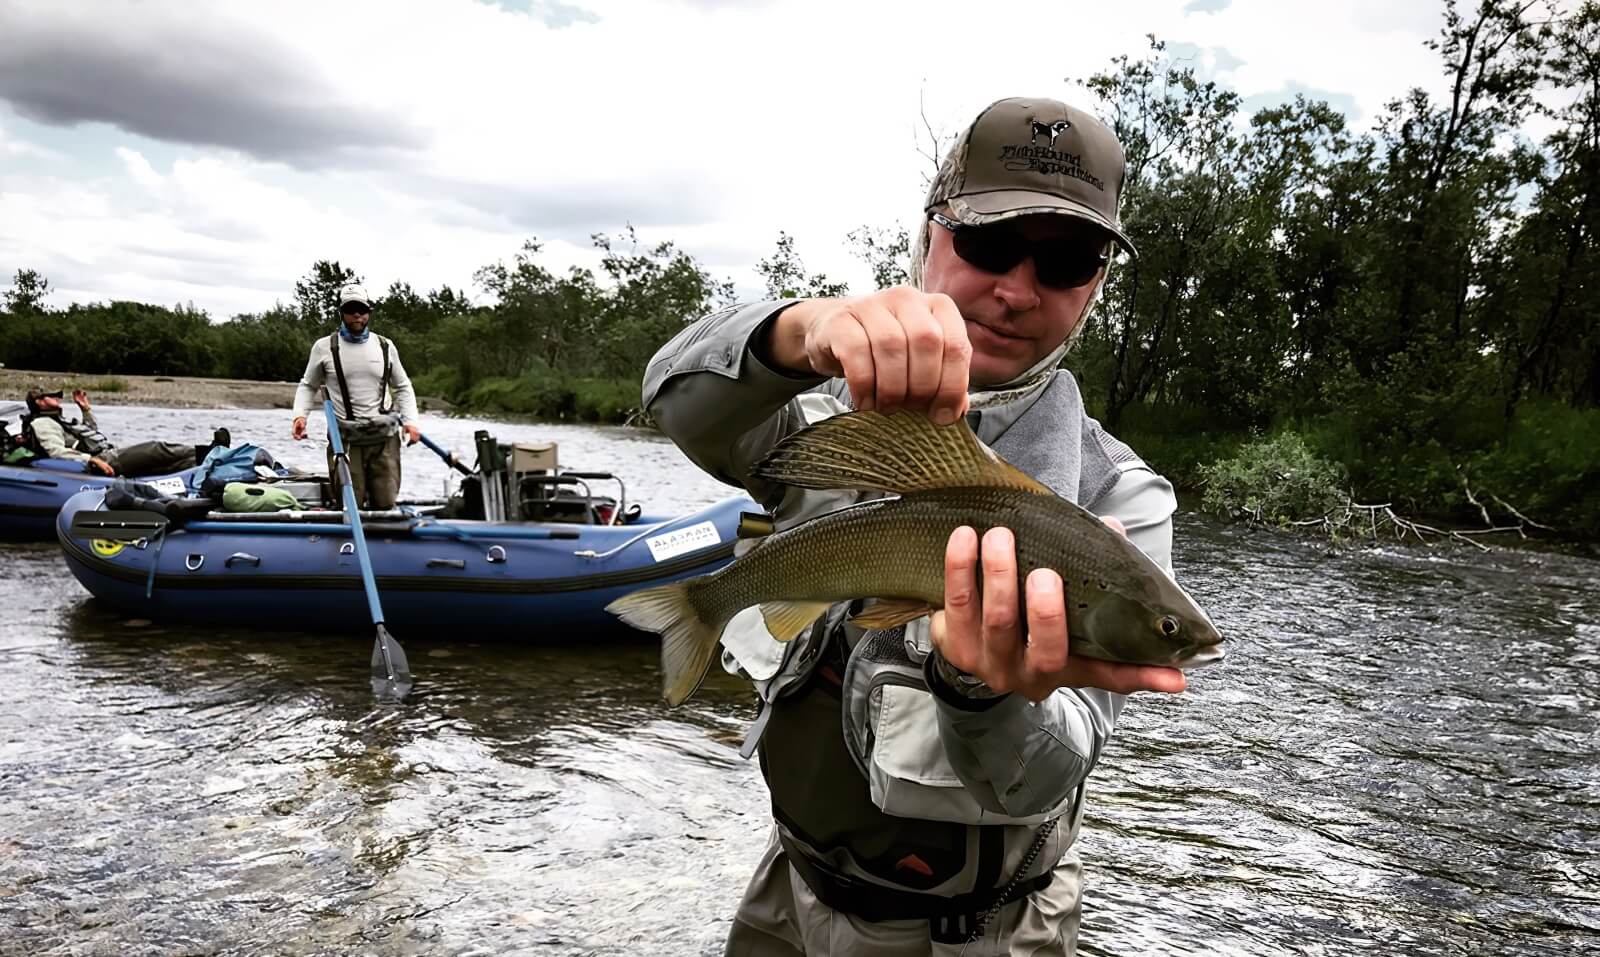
606, 410, 1223, 705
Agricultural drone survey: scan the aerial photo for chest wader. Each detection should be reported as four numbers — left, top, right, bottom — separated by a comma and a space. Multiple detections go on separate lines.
758, 624, 1053, 943
328, 333, 393, 433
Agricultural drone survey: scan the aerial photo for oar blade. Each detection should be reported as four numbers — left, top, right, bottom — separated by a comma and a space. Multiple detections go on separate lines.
69, 510, 169, 538
370, 623, 414, 699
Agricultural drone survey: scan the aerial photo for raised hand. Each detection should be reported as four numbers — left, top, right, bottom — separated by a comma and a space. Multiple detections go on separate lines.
763, 286, 972, 425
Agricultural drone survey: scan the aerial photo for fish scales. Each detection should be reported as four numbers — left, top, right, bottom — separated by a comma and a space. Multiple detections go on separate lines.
691, 488, 1159, 637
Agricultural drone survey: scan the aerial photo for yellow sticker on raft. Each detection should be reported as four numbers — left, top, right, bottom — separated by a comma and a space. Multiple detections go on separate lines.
91, 539, 125, 558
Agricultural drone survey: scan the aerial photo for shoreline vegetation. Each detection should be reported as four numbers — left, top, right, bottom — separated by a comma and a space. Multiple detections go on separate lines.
3, 5, 1597, 540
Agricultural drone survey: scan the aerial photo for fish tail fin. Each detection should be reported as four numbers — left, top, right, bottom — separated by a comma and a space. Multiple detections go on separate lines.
606, 581, 723, 706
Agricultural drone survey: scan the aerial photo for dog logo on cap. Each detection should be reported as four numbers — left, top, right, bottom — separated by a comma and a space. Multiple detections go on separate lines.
1029, 118, 1070, 148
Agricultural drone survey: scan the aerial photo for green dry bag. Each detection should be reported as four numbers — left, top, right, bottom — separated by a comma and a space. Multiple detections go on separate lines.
222, 482, 299, 513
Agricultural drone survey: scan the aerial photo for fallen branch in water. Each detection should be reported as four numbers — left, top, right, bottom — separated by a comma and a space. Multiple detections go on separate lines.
1289, 502, 1513, 551
1277, 479, 1553, 551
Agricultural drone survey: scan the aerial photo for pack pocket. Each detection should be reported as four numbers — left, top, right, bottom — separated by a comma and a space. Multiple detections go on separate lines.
844, 630, 1068, 828
338, 415, 398, 447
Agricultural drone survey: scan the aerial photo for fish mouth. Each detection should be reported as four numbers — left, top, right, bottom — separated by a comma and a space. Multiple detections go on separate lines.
1173, 642, 1225, 669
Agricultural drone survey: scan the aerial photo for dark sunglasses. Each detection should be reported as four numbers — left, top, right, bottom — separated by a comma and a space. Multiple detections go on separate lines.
930, 211, 1109, 290
340, 303, 371, 316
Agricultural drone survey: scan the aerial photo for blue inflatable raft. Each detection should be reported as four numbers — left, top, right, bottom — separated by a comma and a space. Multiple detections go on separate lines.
1, 460, 194, 542
56, 489, 748, 636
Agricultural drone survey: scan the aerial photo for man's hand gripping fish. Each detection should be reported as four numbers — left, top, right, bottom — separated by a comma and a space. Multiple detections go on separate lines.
606, 410, 1224, 705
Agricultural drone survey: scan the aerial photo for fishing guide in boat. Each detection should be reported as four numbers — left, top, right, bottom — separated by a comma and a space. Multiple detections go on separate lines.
14, 387, 227, 477
641, 97, 1213, 956
290, 283, 421, 509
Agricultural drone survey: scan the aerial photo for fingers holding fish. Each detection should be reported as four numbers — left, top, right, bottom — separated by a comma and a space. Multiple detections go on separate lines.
935, 524, 1040, 698
867, 288, 970, 421
928, 293, 971, 425
1018, 569, 1069, 700
806, 310, 873, 404
853, 297, 909, 411
1046, 658, 1188, 696
978, 527, 1023, 691
934, 525, 984, 677
770, 288, 973, 422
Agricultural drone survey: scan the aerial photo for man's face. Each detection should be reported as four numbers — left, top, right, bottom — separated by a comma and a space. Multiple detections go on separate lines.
341, 304, 371, 335
921, 212, 1108, 387
34, 394, 61, 413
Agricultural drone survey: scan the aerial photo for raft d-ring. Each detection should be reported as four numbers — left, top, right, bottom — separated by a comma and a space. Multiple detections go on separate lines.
185, 554, 205, 571
486, 545, 507, 564
340, 542, 355, 555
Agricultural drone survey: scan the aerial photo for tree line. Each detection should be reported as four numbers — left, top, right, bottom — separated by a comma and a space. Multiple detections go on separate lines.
2, 0, 1595, 534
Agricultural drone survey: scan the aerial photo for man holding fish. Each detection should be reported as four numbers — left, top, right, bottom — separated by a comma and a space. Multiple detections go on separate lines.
615, 97, 1223, 955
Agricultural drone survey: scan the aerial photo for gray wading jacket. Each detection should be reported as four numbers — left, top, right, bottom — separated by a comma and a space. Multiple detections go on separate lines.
644, 301, 1180, 909
28, 411, 112, 462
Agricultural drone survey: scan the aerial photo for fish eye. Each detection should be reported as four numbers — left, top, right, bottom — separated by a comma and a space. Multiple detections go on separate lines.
1159, 616, 1180, 637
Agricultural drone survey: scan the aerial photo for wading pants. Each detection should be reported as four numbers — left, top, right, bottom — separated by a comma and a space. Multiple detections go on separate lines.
327, 433, 402, 509
724, 829, 1084, 957
104, 442, 198, 478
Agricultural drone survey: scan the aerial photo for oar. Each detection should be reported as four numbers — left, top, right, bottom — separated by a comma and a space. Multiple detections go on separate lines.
324, 399, 413, 699
416, 432, 472, 476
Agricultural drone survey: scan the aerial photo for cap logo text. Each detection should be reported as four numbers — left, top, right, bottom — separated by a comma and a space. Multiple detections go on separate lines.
998, 144, 1105, 192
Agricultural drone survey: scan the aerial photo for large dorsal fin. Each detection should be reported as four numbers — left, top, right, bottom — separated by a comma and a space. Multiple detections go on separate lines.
753, 410, 1052, 496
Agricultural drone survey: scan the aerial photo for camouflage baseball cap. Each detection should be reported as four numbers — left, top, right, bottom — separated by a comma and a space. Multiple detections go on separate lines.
926, 96, 1135, 255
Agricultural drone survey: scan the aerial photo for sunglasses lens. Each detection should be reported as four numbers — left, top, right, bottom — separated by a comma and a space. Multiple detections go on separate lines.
1034, 241, 1106, 289
951, 229, 1026, 275
342, 305, 369, 316
951, 226, 1105, 290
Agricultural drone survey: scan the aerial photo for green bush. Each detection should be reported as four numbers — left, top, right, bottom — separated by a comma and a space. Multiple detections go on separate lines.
570, 377, 638, 422
1099, 403, 1248, 489
1464, 401, 1600, 537
461, 370, 565, 416
1200, 431, 1348, 525
409, 366, 468, 404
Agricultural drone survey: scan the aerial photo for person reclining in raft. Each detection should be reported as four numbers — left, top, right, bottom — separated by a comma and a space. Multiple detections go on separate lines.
20, 387, 229, 478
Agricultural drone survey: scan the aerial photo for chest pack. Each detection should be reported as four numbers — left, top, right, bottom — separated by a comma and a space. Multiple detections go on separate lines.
329, 333, 397, 446
19, 412, 112, 457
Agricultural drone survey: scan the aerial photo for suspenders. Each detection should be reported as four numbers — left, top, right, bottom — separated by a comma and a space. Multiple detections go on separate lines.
328, 333, 391, 419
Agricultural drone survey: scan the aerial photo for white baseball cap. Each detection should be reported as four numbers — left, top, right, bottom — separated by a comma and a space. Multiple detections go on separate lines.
339, 283, 371, 308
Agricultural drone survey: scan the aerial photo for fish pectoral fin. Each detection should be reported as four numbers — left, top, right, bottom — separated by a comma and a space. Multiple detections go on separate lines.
753, 410, 1051, 496
848, 598, 937, 630
758, 600, 833, 642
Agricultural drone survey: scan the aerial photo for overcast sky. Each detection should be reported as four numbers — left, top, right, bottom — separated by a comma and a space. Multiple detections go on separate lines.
0, 0, 1453, 319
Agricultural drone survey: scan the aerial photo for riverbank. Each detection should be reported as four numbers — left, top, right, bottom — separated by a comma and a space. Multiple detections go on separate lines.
0, 368, 452, 413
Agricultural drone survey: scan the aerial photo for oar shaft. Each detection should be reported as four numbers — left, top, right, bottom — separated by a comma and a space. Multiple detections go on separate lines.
325, 399, 411, 699
326, 408, 387, 627
418, 433, 472, 475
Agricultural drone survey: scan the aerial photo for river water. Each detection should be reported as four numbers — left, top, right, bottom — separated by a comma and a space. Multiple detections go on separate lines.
1, 405, 1596, 956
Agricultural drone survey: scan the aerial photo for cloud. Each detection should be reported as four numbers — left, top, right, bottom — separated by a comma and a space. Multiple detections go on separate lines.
0, 4, 427, 166
1183, 0, 1232, 12
410, 171, 727, 242
0, 0, 1458, 320
477, 0, 601, 27
0, 123, 61, 160
1164, 42, 1246, 82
